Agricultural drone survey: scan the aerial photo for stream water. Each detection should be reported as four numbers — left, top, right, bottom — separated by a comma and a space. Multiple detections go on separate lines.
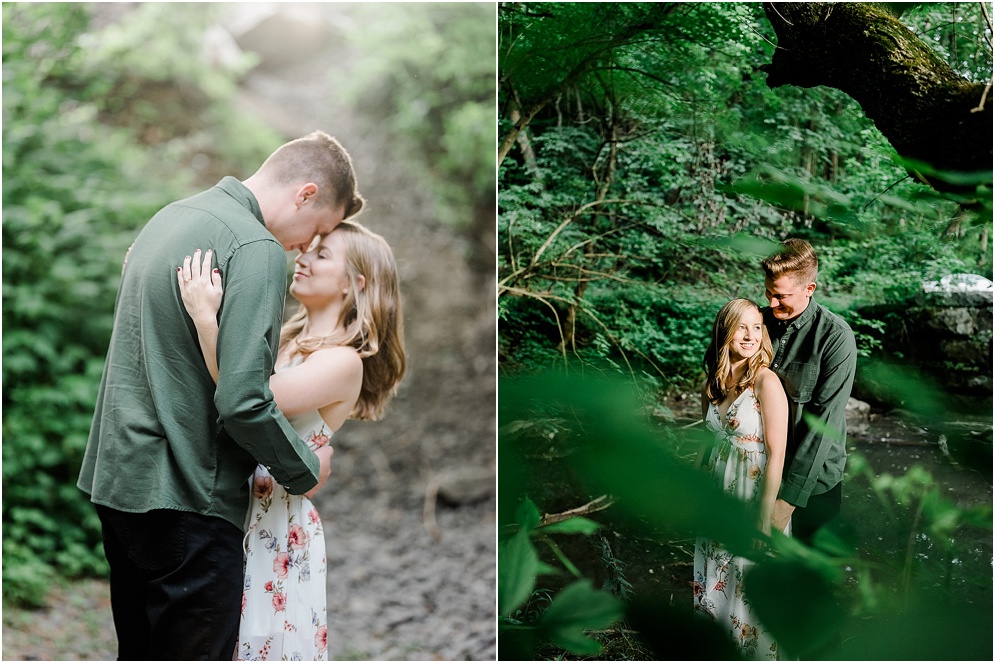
528, 406, 993, 644
843, 411, 992, 606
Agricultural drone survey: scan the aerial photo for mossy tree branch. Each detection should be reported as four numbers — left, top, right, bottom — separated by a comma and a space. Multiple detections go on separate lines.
762, 2, 992, 191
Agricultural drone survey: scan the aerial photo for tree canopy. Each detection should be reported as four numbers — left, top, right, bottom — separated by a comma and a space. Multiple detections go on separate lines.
498, 1, 992, 388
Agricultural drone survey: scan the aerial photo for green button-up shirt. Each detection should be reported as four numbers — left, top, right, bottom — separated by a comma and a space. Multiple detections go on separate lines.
763, 300, 857, 508
78, 177, 319, 529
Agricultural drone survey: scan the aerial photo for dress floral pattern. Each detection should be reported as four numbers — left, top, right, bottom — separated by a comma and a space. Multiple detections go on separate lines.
237, 404, 331, 661
693, 387, 778, 660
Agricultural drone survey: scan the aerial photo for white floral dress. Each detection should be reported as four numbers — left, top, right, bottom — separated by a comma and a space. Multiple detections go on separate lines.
236, 405, 331, 661
693, 387, 779, 660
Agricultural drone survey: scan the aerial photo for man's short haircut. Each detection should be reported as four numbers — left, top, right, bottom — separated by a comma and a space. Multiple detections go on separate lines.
259, 130, 365, 219
761, 238, 818, 285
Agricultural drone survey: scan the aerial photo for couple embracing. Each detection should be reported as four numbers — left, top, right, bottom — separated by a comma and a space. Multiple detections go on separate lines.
77, 131, 406, 660
693, 239, 858, 660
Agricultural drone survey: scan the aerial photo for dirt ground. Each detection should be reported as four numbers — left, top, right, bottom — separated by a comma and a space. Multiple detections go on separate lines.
2, 6, 496, 661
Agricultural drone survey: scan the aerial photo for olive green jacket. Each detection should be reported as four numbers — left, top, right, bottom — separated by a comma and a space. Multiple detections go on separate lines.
763, 300, 857, 508
78, 177, 319, 529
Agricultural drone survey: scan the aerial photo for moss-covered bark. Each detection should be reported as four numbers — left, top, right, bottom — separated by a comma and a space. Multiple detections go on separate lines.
762, 2, 991, 191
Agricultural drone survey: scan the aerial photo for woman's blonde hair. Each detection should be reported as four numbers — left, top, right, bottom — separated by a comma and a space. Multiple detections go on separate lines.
702, 298, 772, 404
280, 222, 406, 420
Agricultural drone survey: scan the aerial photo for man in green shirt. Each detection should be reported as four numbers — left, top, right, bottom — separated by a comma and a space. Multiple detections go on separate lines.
77, 131, 364, 660
761, 238, 857, 544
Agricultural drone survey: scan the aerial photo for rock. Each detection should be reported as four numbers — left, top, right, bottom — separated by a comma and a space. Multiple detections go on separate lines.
200, 25, 245, 73
923, 306, 978, 336
940, 338, 992, 365
230, 6, 333, 70
921, 274, 994, 307
921, 290, 994, 307
846, 397, 871, 422
436, 467, 495, 506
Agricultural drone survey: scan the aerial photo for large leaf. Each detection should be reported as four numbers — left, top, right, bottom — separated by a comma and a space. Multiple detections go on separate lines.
498, 528, 540, 618
537, 580, 623, 655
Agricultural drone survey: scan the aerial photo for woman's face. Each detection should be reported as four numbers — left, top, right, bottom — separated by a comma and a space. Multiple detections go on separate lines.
727, 307, 763, 362
290, 230, 352, 305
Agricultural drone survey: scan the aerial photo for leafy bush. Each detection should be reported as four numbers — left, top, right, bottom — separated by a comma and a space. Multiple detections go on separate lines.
497, 2, 992, 395
2, 3, 277, 607
2, 4, 156, 605
498, 497, 623, 658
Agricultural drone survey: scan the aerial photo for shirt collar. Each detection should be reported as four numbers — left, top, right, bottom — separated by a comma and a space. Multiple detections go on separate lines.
781, 298, 818, 331
764, 298, 819, 334
215, 176, 265, 227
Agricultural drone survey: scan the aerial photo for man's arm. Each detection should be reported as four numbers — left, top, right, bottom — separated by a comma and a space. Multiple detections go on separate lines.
214, 240, 319, 494
778, 325, 857, 507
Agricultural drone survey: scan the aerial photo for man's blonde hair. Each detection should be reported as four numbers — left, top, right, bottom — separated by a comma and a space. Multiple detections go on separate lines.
761, 238, 818, 286
258, 130, 365, 219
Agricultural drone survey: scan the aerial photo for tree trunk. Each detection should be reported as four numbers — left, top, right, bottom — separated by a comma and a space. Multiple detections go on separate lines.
762, 2, 991, 191
561, 119, 618, 354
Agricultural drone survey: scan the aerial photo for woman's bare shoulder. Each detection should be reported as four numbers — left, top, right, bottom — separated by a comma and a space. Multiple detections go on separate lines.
755, 367, 784, 392
304, 345, 363, 371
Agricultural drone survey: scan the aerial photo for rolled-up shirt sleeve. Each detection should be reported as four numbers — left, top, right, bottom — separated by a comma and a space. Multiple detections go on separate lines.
214, 240, 319, 494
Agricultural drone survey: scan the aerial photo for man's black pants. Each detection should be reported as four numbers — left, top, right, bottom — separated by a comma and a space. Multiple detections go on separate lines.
791, 481, 842, 546
96, 505, 243, 661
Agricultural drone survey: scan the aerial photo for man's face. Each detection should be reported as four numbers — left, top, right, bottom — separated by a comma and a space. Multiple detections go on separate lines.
764, 274, 815, 321
270, 201, 345, 253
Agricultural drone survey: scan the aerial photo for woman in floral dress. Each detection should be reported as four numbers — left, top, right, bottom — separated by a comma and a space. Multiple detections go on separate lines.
693, 298, 788, 660
178, 222, 406, 660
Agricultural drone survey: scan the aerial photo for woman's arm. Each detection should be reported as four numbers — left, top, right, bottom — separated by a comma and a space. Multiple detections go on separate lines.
177, 249, 223, 383
756, 369, 788, 535
268, 346, 363, 420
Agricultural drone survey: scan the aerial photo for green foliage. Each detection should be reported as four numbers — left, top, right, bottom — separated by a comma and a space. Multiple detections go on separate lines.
498, 1, 992, 396
498, 3, 993, 657
2, 3, 277, 607
499, 372, 992, 660
499, 497, 623, 658
331, 3, 496, 232
73, 3, 277, 181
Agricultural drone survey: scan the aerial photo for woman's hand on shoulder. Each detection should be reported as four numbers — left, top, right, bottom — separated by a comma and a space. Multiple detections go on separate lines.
177, 249, 223, 324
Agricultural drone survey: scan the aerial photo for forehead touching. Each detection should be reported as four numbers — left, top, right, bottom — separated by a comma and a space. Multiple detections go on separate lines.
312, 227, 350, 252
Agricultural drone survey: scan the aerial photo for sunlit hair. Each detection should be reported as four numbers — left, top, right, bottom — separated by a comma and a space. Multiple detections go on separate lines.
279, 222, 406, 420
257, 130, 366, 220
702, 298, 773, 405
761, 237, 818, 286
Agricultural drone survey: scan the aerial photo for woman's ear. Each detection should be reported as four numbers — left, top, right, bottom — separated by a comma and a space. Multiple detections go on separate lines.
355, 274, 367, 293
